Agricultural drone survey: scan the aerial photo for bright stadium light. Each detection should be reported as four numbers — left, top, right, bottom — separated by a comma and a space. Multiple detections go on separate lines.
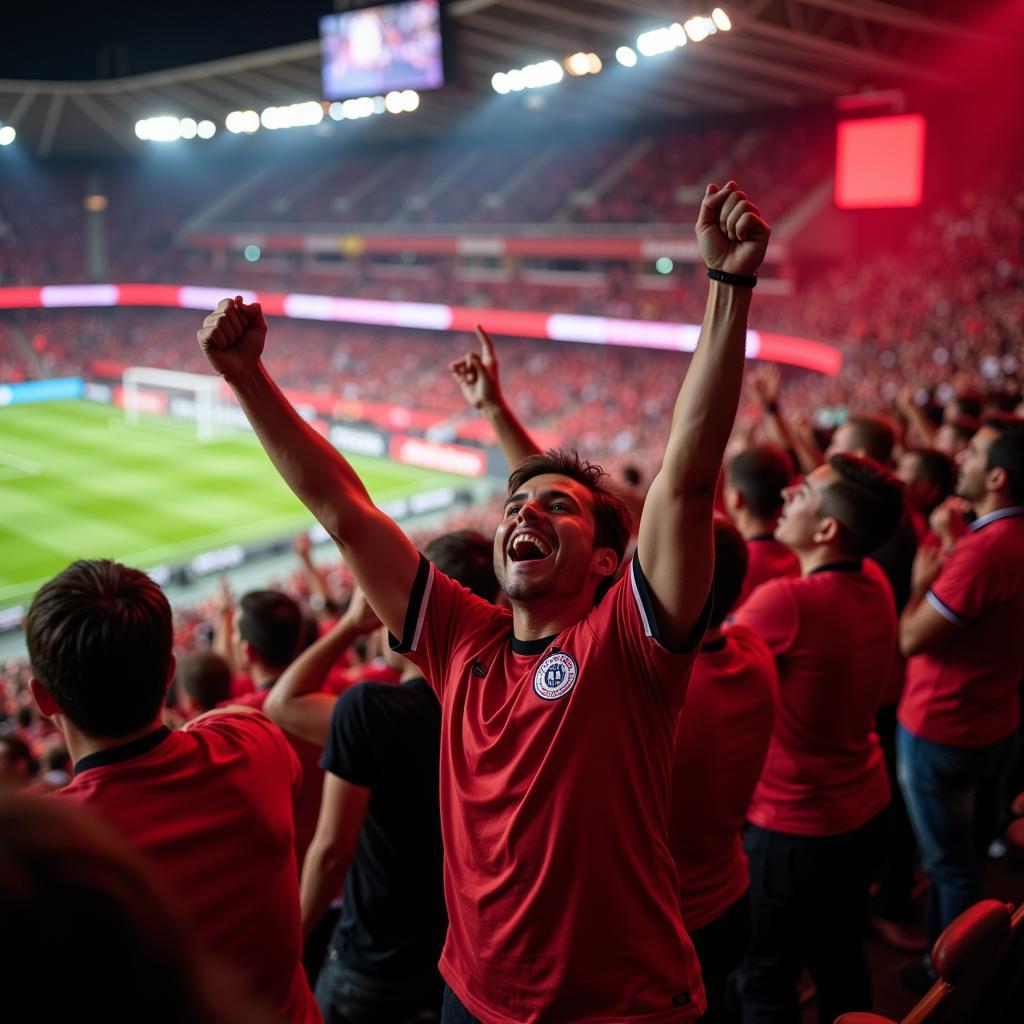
637, 27, 681, 57
565, 52, 602, 77
712, 8, 732, 31
492, 59, 563, 93
226, 110, 260, 134
684, 16, 711, 42
260, 101, 324, 131
0, 125, 14, 146
615, 46, 638, 67
243, 244, 261, 262
401, 90, 420, 111
135, 116, 185, 142
179, 117, 198, 140
197, 119, 216, 139
328, 102, 345, 120
655, 256, 674, 274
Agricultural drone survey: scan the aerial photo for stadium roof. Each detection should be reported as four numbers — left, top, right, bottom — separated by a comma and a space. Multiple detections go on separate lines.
0, 0, 1017, 158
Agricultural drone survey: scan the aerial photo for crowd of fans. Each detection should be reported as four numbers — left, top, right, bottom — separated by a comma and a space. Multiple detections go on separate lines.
2, 131, 1024, 1024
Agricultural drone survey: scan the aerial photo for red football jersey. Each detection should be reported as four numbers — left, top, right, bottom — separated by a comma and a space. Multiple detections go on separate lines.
900, 508, 1024, 747
734, 563, 894, 837
228, 688, 325, 871
59, 713, 320, 1024
393, 553, 708, 1022
735, 535, 801, 609
669, 624, 777, 930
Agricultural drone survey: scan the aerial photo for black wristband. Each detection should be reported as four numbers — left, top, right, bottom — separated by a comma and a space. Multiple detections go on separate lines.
766, 402, 779, 415
707, 267, 757, 288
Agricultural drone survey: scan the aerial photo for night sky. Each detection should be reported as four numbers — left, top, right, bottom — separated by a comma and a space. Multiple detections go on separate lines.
2, 1, 340, 80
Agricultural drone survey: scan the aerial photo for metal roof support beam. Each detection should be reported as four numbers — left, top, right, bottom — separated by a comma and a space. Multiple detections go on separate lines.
37, 92, 65, 157
68, 93, 137, 153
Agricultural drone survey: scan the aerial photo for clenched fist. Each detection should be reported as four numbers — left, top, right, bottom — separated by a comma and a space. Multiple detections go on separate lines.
197, 295, 268, 382
696, 181, 771, 278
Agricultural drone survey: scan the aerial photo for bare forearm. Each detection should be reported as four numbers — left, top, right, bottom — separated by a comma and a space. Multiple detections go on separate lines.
300, 841, 351, 941
664, 281, 751, 491
265, 624, 362, 743
480, 398, 543, 469
229, 363, 372, 542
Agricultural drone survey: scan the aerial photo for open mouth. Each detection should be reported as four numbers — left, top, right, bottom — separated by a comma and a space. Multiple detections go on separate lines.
508, 530, 553, 563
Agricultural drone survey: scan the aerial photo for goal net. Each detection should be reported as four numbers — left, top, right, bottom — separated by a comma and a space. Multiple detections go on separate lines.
122, 367, 242, 443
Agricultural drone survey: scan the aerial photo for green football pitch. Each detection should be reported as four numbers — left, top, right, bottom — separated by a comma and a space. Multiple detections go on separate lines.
0, 400, 466, 611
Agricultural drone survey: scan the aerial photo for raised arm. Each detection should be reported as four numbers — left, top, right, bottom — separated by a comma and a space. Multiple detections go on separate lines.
750, 365, 823, 475
639, 182, 771, 648
450, 325, 542, 469
264, 588, 381, 745
197, 297, 419, 636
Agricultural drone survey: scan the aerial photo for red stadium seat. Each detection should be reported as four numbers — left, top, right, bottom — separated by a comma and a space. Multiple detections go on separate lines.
834, 899, 1013, 1024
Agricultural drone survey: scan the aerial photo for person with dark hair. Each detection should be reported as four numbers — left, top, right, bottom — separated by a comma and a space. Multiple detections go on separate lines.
896, 415, 1024, 991
267, 531, 499, 1023
174, 651, 232, 719
724, 444, 800, 605
226, 588, 325, 873
25, 559, 320, 1024
896, 447, 957, 538
199, 180, 771, 1022
934, 414, 978, 458
668, 517, 777, 1023
733, 454, 904, 1023
0, 794, 277, 1024
825, 413, 897, 467
0, 734, 37, 790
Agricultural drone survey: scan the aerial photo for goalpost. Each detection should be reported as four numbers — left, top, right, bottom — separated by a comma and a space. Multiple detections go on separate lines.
122, 367, 237, 443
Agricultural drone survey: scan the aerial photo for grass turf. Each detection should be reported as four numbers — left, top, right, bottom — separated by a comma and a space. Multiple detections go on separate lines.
0, 400, 464, 610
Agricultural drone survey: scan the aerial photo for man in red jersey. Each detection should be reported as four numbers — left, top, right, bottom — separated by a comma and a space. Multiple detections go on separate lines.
723, 444, 800, 606
669, 517, 777, 1023
896, 416, 1024, 987
198, 181, 770, 1023
224, 589, 325, 873
733, 454, 904, 1024
25, 559, 321, 1024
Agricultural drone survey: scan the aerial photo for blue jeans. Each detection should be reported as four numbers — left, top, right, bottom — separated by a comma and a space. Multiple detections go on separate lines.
896, 725, 1019, 951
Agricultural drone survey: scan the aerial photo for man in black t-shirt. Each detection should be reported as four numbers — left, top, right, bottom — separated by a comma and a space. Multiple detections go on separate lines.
265, 531, 498, 1024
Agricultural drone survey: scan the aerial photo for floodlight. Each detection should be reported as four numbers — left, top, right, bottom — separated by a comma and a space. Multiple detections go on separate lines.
684, 17, 710, 42
566, 52, 591, 76
179, 118, 198, 140
226, 110, 260, 134
712, 8, 732, 31
0, 125, 14, 146
637, 28, 675, 57
134, 120, 150, 141
401, 90, 420, 111
615, 46, 638, 67
197, 120, 216, 139
492, 72, 510, 94
386, 91, 405, 113
328, 102, 345, 120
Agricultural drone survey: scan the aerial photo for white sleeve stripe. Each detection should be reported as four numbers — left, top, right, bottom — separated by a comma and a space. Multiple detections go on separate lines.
630, 557, 654, 639
926, 589, 966, 627
409, 563, 434, 653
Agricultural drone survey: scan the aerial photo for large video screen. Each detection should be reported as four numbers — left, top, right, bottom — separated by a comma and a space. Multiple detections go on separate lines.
320, 0, 445, 100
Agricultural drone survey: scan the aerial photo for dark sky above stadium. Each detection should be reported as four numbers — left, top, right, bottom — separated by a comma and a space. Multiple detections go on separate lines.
5, 1, 335, 80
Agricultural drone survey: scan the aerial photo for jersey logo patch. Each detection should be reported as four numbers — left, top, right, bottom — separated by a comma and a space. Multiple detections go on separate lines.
533, 651, 579, 701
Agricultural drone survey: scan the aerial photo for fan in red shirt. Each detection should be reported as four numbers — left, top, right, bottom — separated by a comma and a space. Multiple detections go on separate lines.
219, 589, 325, 873
24, 559, 321, 1024
897, 416, 1024, 977
733, 453, 904, 1024
669, 517, 777, 1023
723, 443, 800, 607
198, 180, 772, 1023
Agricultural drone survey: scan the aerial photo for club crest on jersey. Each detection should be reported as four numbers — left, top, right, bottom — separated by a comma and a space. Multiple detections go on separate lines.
533, 651, 579, 701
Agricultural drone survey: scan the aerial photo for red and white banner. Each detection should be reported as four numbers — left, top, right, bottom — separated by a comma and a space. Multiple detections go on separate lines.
0, 283, 841, 376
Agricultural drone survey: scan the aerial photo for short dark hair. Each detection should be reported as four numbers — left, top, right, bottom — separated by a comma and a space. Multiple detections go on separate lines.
948, 415, 979, 445
843, 414, 896, 466
237, 591, 303, 669
25, 560, 173, 739
708, 517, 749, 628
820, 454, 905, 557
952, 390, 984, 420
905, 447, 956, 507
727, 445, 792, 519
175, 652, 232, 713
984, 415, 1024, 503
0, 734, 37, 777
425, 530, 499, 602
508, 450, 633, 603
508, 450, 632, 561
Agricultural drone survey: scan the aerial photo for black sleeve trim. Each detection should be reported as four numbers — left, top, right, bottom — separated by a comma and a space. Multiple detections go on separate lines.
388, 553, 432, 654
630, 551, 713, 654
